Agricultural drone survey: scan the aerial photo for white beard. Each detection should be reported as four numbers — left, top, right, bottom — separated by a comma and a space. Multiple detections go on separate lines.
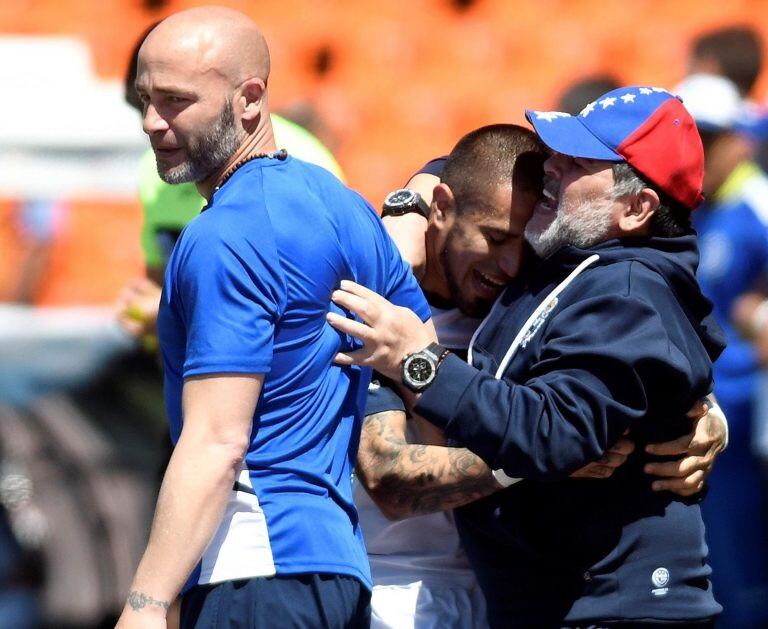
525, 195, 615, 258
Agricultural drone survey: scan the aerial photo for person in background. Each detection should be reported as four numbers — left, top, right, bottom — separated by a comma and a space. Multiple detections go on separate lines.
687, 25, 768, 176
688, 26, 763, 99
676, 73, 768, 628
557, 75, 620, 116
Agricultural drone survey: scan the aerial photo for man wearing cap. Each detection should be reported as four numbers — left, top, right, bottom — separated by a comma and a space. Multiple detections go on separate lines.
328, 86, 724, 627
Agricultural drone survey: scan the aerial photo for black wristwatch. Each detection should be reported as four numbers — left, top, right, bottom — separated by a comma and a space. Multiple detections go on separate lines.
401, 343, 450, 392
382, 188, 430, 220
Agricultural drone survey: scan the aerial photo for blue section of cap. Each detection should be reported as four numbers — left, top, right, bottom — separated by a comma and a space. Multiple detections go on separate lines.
527, 87, 681, 160
581, 87, 677, 149
526, 110, 622, 160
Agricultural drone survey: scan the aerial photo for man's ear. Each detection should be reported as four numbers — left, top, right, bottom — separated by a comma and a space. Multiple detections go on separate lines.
431, 183, 456, 228
238, 77, 266, 122
619, 188, 659, 234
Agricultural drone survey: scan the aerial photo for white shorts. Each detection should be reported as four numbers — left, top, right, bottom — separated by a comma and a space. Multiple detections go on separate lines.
370, 581, 489, 629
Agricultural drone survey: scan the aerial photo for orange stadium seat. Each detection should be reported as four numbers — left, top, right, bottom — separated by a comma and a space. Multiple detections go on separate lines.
0, 199, 24, 302
34, 199, 144, 307
4, 0, 768, 295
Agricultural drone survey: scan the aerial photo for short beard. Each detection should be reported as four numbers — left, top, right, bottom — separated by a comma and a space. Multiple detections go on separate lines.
525, 195, 614, 259
158, 100, 241, 184
440, 233, 495, 318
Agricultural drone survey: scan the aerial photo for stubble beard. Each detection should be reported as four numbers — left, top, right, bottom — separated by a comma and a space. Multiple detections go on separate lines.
524, 194, 615, 259
157, 100, 241, 185
440, 233, 495, 319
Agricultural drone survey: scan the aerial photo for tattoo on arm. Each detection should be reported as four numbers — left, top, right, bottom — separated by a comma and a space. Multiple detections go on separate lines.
127, 590, 170, 613
357, 410, 499, 518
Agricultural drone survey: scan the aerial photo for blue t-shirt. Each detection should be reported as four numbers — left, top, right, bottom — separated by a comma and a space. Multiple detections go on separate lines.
694, 174, 768, 411
157, 155, 430, 590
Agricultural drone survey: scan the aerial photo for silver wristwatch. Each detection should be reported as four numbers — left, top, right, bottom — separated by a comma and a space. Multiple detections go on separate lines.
401, 342, 449, 392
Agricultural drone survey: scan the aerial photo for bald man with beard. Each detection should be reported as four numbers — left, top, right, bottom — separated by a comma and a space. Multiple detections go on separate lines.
116, 8, 431, 628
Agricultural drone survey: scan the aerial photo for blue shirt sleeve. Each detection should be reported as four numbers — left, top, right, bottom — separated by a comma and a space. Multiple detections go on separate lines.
412, 157, 447, 179
365, 376, 407, 416
174, 213, 286, 378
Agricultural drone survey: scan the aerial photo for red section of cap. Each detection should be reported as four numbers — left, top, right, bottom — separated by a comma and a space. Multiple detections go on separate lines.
616, 99, 704, 210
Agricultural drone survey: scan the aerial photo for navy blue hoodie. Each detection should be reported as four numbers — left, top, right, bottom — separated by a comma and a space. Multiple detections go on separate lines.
414, 234, 726, 627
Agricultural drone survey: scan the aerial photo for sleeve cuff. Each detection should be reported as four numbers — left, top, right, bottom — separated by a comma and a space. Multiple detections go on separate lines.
365, 377, 406, 416
414, 352, 479, 430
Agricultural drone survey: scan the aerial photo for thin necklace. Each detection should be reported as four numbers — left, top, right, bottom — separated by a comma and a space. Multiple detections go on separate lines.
213, 148, 288, 192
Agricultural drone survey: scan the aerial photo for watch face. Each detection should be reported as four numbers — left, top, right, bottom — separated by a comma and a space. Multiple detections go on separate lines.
403, 354, 436, 389
385, 188, 416, 209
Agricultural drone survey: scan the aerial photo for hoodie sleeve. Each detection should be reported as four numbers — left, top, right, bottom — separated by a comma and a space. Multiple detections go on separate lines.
413, 291, 706, 480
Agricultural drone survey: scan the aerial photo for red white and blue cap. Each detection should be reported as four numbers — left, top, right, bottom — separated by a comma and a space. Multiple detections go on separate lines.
526, 86, 705, 211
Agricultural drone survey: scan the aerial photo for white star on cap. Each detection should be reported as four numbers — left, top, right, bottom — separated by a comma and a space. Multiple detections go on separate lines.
652, 87, 668, 93
639, 87, 653, 95
580, 101, 596, 117
535, 111, 568, 122
599, 97, 616, 109
620, 93, 636, 104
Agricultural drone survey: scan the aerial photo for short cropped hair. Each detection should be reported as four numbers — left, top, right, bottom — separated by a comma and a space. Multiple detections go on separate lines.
612, 163, 691, 237
440, 124, 547, 215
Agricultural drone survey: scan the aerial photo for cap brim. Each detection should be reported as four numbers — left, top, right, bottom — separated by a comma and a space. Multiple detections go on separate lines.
525, 110, 622, 161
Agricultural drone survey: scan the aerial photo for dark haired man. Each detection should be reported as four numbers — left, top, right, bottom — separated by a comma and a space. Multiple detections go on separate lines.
358, 123, 562, 628
333, 86, 725, 627
557, 75, 620, 116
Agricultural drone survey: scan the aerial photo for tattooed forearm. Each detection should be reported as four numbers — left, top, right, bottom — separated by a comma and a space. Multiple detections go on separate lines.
356, 410, 500, 519
127, 590, 170, 613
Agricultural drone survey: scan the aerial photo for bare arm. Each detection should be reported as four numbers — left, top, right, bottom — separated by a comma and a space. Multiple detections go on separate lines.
356, 410, 500, 519
380, 172, 438, 277
116, 374, 263, 628
357, 406, 636, 520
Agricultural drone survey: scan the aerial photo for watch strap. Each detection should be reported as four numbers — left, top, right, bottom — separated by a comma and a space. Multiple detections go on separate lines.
381, 191, 430, 220
424, 342, 450, 366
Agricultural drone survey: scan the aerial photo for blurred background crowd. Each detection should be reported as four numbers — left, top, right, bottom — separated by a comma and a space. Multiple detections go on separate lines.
3, 1, 768, 627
